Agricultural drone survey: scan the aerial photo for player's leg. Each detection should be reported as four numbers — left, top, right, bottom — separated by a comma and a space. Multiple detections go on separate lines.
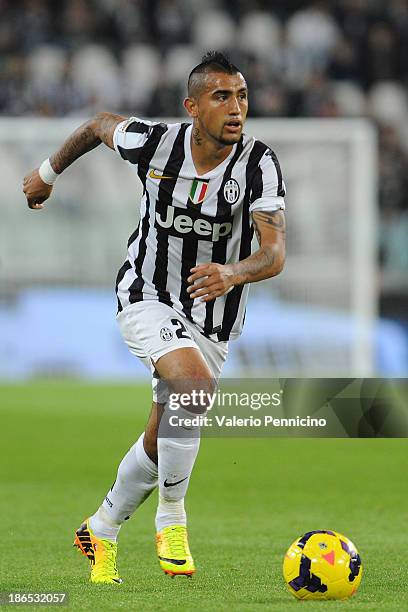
89, 402, 162, 537
151, 325, 228, 576
74, 400, 163, 584
74, 302, 224, 583
76, 345, 211, 581
152, 346, 216, 576
73, 350, 206, 584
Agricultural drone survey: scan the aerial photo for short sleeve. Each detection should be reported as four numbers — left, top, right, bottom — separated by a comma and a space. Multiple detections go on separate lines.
113, 117, 158, 166
249, 148, 286, 214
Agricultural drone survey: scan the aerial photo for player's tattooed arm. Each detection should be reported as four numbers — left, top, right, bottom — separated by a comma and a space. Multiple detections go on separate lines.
233, 209, 286, 283
23, 112, 125, 209
187, 210, 285, 302
50, 112, 125, 173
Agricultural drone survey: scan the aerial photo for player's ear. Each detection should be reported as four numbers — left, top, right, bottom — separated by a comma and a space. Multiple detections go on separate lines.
184, 97, 198, 119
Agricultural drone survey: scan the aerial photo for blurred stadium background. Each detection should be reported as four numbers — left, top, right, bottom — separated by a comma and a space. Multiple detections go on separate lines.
1, 0, 408, 379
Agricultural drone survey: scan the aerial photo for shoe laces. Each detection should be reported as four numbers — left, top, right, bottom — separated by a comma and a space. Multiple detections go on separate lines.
165, 526, 187, 558
95, 540, 118, 577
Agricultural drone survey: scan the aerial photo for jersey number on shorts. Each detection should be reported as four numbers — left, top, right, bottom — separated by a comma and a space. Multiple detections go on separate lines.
171, 318, 191, 340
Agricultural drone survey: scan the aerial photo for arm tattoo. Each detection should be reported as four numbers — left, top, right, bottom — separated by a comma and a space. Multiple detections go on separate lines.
50, 121, 100, 174
229, 209, 286, 284
253, 210, 285, 233
49, 112, 124, 174
193, 127, 202, 146
232, 246, 279, 285
252, 217, 262, 245
96, 112, 124, 148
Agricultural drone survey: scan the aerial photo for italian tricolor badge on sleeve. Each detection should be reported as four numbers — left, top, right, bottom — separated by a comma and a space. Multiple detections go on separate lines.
189, 178, 209, 205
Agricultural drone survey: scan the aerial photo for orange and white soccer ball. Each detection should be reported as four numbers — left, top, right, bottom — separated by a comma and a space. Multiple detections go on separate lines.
283, 530, 362, 600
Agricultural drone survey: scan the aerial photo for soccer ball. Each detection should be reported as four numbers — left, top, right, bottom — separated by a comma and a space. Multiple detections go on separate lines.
283, 530, 362, 600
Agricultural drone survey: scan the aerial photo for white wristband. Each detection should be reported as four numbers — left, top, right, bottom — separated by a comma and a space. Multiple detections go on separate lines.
39, 158, 59, 185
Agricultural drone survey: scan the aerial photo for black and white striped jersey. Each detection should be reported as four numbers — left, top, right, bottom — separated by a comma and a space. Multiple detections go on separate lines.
113, 117, 285, 342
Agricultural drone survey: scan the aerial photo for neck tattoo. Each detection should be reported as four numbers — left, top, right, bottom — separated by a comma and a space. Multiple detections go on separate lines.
193, 127, 202, 146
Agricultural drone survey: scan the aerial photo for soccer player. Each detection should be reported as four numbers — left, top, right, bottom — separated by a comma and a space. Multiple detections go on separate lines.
23, 51, 286, 584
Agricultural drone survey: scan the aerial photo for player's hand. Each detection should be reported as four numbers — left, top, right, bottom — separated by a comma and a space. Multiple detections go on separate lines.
23, 169, 53, 210
187, 263, 236, 302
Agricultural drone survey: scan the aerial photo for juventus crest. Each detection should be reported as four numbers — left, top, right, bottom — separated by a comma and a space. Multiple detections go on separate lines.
223, 179, 240, 204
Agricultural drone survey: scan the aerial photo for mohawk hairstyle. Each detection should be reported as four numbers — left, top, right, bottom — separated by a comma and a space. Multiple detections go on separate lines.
187, 51, 241, 97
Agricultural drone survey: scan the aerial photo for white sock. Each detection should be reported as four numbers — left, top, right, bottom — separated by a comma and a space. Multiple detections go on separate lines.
155, 412, 200, 532
156, 495, 186, 531
89, 506, 121, 542
90, 433, 158, 541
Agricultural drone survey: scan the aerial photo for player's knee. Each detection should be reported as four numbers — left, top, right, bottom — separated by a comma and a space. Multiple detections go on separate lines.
172, 376, 216, 415
156, 349, 217, 414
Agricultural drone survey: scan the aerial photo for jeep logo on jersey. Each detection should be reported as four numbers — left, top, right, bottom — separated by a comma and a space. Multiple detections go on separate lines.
155, 205, 233, 242
223, 179, 240, 204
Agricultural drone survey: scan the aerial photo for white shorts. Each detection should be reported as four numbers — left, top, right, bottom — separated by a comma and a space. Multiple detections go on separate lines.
117, 301, 228, 402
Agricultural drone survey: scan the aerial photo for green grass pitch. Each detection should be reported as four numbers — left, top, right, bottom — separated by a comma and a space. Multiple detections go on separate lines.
1, 382, 407, 610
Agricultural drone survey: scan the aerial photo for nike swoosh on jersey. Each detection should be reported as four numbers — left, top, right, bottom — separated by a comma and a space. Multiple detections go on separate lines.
149, 168, 175, 180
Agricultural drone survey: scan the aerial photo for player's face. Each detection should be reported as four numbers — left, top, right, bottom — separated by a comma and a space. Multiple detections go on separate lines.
192, 72, 248, 146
